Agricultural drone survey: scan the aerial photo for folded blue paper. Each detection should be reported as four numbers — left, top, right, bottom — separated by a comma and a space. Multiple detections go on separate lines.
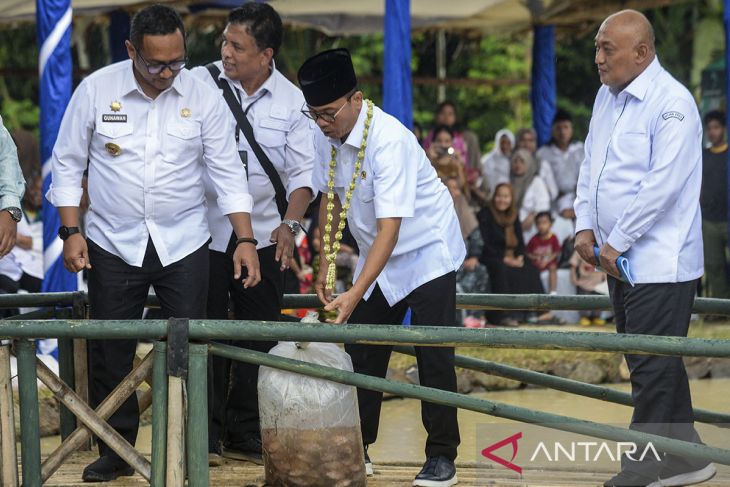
593, 246, 635, 287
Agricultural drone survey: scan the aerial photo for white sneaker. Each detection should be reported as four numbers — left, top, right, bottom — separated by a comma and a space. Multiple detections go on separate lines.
647, 463, 716, 487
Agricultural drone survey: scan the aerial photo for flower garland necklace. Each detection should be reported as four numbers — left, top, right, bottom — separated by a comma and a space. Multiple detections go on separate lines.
322, 99, 374, 291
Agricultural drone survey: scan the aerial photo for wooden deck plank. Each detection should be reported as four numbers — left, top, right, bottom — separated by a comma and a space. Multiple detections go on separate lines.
33, 452, 730, 486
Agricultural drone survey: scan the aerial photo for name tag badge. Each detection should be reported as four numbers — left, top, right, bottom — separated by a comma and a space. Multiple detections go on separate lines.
102, 114, 127, 123
238, 150, 248, 178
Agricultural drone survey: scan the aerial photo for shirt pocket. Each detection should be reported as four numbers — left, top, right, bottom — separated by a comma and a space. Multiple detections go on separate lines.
257, 118, 287, 150
97, 123, 134, 157
356, 177, 375, 203
163, 122, 202, 163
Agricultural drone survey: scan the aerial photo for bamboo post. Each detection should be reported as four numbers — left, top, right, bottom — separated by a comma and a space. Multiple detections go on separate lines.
16, 340, 41, 487
40, 351, 154, 482
72, 338, 89, 450
151, 341, 168, 487
57, 337, 76, 439
34, 356, 152, 481
186, 343, 208, 487
166, 318, 189, 487
166, 376, 185, 487
0, 343, 18, 487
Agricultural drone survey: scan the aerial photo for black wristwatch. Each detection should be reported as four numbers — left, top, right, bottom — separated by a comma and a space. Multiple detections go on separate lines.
2, 207, 21, 223
58, 226, 81, 241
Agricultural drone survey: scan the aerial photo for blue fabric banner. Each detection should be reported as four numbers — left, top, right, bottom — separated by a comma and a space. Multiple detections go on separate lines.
725, 0, 730, 240
37, 0, 76, 293
531, 25, 557, 147
383, 0, 413, 129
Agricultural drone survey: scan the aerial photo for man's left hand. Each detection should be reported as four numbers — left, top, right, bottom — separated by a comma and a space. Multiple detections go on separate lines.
233, 243, 261, 288
0, 211, 17, 258
598, 243, 621, 279
270, 224, 295, 271
324, 288, 364, 324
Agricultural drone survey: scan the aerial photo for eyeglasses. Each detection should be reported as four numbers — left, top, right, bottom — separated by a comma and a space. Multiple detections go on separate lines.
135, 49, 187, 75
301, 99, 350, 124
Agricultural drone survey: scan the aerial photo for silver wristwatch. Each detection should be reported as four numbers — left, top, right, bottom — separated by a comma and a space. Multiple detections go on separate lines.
2, 207, 21, 223
282, 219, 302, 235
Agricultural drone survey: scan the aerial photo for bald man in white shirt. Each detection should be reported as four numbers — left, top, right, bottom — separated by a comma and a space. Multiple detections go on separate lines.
47, 5, 260, 482
574, 10, 714, 487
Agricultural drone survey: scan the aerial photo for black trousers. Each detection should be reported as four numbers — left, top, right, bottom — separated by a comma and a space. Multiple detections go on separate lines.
346, 271, 460, 461
207, 236, 283, 449
87, 238, 208, 461
608, 277, 706, 474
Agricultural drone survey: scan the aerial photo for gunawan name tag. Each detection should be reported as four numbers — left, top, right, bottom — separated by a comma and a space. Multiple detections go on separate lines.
102, 114, 128, 123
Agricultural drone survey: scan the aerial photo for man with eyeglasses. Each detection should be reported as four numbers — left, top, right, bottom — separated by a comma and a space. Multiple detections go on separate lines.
46, 5, 260, 482
299, 48, 465, 487
189, 3, 315, 465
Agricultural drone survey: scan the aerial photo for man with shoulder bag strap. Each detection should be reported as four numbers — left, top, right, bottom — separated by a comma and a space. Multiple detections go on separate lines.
190, 3, 315, 465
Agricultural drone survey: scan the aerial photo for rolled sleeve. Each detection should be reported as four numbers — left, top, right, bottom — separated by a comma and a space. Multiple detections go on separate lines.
373, 137, 415, 218
201, 90, 253, 216
46, 81, 93, 208
218, 192, 253, 215
46, 186, 84, 208
284, 111, 316, 201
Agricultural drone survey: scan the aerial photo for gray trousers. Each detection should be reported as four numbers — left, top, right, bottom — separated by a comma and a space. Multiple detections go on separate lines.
608, 277, 707, 475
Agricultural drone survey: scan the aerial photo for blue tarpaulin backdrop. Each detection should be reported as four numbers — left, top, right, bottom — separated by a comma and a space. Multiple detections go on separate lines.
38, 0, 75, 295
531, 25, 557, 147
383, 0, 413, 129
725, 0, 730, 240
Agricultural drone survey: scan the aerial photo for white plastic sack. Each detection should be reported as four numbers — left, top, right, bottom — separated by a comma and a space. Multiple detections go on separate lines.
258, 340, 366, 487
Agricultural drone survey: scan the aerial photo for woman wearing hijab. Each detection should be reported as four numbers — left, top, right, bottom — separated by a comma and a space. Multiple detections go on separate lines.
480, 128, 514, 198
510, 148, 551, 242
477, 183, 543, 326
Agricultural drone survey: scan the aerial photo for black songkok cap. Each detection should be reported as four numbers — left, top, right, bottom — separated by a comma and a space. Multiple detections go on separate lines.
298, 48, 358, 107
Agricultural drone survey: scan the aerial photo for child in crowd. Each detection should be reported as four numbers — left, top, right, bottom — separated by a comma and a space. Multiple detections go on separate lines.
526, 211, 561, 294
569, 250, 608, 326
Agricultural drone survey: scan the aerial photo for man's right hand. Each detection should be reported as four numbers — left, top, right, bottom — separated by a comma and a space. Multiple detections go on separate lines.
575, 229, 597, 266
314, 260, 334, 306
63, 234, 91, 273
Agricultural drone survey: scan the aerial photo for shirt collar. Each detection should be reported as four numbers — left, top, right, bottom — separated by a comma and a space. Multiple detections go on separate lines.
120, 59, 185, 98
220, 59, 276, 98
622, 56, 662, 101
328, 101, 368, 149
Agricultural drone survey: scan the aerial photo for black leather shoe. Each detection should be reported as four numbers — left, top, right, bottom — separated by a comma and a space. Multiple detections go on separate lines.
82, 455, 134, 482
413, 456, 457, 487
603, 469, 657, 487
221, 436, 263, 465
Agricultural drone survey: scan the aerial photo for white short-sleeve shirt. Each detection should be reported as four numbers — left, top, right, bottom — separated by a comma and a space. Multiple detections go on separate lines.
312, 103, 466, 306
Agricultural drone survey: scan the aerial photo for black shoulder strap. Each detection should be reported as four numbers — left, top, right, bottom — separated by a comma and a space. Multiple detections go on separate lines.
206, 63, 288, 219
